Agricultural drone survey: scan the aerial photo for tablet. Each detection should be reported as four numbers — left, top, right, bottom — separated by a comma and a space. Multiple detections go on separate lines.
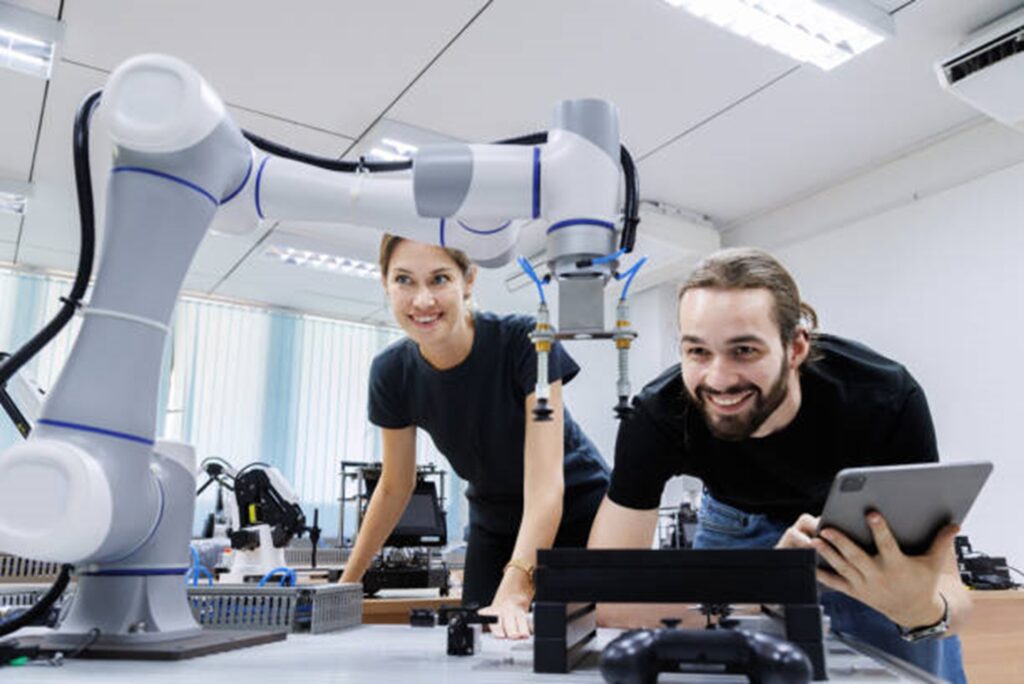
817, 461, 993, 557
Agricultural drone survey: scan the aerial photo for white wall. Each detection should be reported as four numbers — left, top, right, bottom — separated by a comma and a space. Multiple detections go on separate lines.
563, 282, 704, 509
563, 283, 678, 461
725, 120, 1024, 568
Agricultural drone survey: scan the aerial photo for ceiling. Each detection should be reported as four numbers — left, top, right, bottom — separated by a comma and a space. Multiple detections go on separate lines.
0, 0, 1020, 325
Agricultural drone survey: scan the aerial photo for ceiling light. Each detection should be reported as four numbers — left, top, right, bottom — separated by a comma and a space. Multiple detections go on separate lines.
0, 3, 63, 79
664, 0, 894, 71
263, 245, 381, 280
0, 180, 30, 216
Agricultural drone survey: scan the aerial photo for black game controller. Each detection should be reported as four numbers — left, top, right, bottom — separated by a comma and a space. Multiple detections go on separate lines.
600, 627, 812, 684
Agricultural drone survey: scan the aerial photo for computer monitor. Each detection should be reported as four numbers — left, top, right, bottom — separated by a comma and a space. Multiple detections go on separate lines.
364, 477, 447, 547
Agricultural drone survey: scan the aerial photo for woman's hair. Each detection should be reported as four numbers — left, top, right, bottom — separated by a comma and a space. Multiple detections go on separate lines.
378, 233, 473, 279
678, 247, 819, 347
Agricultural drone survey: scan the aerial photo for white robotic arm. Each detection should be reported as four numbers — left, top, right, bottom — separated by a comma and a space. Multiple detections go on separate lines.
0, 53, 638, 648
104, 56, 623, 273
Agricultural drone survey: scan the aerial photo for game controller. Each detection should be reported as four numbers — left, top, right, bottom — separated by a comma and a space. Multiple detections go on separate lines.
600, 626, 812, 684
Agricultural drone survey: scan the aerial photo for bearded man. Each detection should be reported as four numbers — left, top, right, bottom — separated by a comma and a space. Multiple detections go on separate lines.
587, 247, 971, 682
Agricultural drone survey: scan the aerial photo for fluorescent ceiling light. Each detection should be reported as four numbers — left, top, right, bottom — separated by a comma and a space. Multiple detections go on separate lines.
263, 244, 381, 280
664, 0, 894, 71
0, 180, 31, 216
0, 2, 63, 79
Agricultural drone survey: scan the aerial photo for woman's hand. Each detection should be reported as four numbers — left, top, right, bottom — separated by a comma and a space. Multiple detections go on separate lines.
479, 567, 533, 639
478, 382, 566, 639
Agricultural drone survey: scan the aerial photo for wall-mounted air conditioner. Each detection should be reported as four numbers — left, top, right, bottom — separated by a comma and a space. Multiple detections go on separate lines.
935, 5, 1024, 129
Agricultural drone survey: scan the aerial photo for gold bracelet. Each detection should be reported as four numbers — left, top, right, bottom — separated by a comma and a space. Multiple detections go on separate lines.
503, 558, 535, 589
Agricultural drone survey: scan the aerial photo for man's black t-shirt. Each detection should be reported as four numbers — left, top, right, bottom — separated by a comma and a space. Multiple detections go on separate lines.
607, 335, 938, 521
369, 311, 610, 534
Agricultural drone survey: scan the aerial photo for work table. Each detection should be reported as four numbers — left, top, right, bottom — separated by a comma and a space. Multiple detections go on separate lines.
8, 623, 941, 683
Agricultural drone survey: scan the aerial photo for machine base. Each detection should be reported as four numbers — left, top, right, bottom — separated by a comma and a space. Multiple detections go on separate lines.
19, 628, 286, 661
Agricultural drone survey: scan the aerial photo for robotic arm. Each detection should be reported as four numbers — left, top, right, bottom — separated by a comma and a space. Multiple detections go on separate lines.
229, 465, 307, 550
0, 53, 640, 647
197, 458, 315, 582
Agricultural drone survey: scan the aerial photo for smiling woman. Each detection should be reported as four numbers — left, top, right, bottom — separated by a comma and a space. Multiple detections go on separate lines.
378, 235, 476, 370
338, 234, 611, 640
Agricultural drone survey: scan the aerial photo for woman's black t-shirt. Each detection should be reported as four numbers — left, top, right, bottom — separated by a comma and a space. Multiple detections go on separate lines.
369, 311, 610, 533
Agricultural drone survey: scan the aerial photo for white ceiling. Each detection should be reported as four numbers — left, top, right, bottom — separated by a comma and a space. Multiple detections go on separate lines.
0, 0, 1021, 324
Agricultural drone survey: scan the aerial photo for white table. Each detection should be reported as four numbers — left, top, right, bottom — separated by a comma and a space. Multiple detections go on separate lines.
5, 624, 939, 683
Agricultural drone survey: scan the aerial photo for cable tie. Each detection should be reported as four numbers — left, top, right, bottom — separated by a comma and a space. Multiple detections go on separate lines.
77, 306, 171, 335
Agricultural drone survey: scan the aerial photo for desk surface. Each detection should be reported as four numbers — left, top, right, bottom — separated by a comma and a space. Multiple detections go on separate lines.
362, 593, 462, 624
959, 589, 1024, 684
8, 623, 938, 683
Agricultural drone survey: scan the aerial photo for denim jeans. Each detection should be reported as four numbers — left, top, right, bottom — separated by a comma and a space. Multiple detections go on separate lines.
693, 492, 965, 683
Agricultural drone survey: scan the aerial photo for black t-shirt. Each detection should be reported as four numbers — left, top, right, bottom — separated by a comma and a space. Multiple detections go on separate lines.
608, 335, 938, 521
369, 311, 610, 533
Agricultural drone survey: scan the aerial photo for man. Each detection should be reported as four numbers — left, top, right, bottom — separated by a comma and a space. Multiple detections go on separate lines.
588, 247, 970, 681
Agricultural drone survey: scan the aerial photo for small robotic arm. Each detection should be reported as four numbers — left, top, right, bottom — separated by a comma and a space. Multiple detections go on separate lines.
197, 459, 317, 581
229, 466, 307, 549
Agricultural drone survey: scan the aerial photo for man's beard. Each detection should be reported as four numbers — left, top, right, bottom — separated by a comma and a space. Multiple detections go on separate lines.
688, 356, 790, 441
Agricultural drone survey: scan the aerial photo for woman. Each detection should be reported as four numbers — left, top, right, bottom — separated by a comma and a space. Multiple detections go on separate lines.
339, 235, 609, 639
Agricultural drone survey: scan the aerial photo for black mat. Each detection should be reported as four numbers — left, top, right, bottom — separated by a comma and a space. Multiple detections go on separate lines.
18, 629, 286, 661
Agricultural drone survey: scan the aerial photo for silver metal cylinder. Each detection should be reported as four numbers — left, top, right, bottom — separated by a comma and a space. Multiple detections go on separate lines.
551, 99, 620, 164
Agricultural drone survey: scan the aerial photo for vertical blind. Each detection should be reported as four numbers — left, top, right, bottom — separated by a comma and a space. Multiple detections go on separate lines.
0, 267, 463, 542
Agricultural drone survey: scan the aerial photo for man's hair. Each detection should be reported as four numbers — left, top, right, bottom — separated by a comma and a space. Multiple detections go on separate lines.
678, 247, 819, 348
378, 233, 473, 279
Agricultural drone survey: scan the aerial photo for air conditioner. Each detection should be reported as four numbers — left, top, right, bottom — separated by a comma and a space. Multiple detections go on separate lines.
935, 5, 1024, 129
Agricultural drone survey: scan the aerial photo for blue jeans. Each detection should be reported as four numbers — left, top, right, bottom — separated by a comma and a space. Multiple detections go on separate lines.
693, 492, 965, 683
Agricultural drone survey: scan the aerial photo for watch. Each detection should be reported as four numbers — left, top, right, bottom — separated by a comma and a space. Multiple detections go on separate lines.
898, 593, 950, 642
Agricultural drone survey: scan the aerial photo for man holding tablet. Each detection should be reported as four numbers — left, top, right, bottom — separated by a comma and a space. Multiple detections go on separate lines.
588, 247, 970, 681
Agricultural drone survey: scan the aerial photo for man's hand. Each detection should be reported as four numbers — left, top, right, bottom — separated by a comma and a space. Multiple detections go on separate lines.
777, 512, 958, 629
776, 512, 819, 550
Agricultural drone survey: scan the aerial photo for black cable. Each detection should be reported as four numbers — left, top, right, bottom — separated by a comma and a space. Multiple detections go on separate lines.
0, 564, 72, 638
0, 89, 100, 388
0, 387, 30, 438
496, 132, 548, 146
63, 627, 101, 659
235, 461, 272, 478
241, 130, 412, 173
0, 353, 31, 438
199, 455, 237, 474
1008, 565, 1023, 579
619, 145, 640, 253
